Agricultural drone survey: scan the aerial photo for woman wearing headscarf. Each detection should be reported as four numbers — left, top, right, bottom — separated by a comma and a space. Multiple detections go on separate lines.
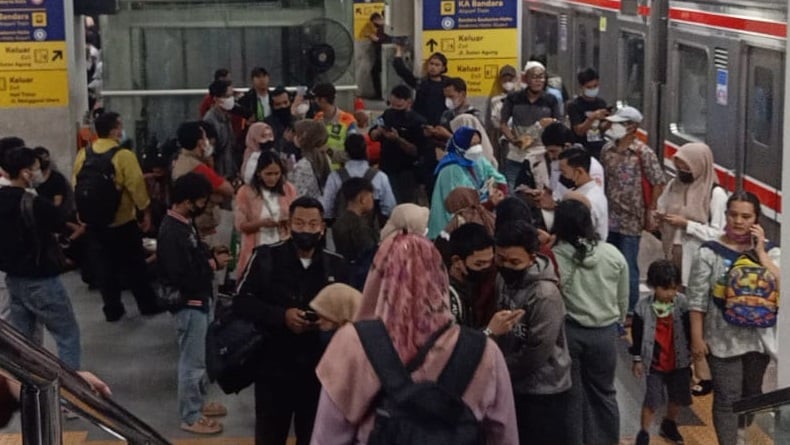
241, 122, 276, 184
309, 283, 362, 332
379, 203, 430, 240
290, 120, 331, 200
311, 233, 518, 444
656, 142, 727, 286
450, 114, 498, 168
428, 126, 506, 239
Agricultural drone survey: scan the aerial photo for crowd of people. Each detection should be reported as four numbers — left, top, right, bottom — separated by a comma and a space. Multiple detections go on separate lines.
0, 56, 781, 445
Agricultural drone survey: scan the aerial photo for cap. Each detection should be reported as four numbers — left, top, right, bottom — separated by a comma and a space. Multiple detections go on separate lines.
606, 106, 643, 123
499, 65, 517, 78
522, 61, 545, 74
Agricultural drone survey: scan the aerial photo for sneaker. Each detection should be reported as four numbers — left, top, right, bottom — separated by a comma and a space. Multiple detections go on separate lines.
201, 401, 227, 417
180, 416, 222, 435
660, 419, 684, 444
692, 379, 713, 396
635, 429, 650, 445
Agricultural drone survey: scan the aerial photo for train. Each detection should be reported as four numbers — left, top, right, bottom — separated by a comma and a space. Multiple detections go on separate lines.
520, 0, 786, 239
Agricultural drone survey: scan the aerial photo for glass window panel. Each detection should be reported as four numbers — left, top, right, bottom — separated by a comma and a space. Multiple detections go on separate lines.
677, 45, 708, 140
592, 25, 600, 71
577, 23, 587, 69
750, 66, 774, 146
532, 13, 559, 73
623, 33, 644, 111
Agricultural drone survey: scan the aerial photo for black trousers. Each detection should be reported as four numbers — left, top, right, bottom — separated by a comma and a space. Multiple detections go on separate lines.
254, 369, 321, 445
371, 45, 383, 99
515, 390, 571, 445
92, 221, 158, 319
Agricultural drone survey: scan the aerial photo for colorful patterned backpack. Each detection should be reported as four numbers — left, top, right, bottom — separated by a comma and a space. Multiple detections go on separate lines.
703, 241, 779, 328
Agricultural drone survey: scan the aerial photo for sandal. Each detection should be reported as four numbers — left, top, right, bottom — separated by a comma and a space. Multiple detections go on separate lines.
180, 416, 223, 435
692, 379, 713, 396
201, 401, 228, 417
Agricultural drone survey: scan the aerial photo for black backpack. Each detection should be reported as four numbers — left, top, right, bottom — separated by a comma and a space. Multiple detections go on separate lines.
75, 145, 122, 227
355, 320, 487, 445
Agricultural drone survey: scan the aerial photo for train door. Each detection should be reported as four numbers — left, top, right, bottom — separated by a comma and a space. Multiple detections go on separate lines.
528, 11, 560, 75
743, 47, 784, 231
618, 31, 646, 112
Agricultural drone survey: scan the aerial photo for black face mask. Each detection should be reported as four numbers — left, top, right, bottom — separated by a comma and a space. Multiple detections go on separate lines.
259, 140, 276, 151
465, 266, 492, 284
273, 107, 292, 124
559, 174, 576, 189
291, 231, 322, 251
498, 266, 527, 286
677, 170, 694, 184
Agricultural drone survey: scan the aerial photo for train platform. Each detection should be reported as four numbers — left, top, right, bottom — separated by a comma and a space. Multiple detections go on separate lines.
2, 227, 773, 444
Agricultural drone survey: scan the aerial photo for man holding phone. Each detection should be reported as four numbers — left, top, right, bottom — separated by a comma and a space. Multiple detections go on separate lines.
234, 197, 348, 445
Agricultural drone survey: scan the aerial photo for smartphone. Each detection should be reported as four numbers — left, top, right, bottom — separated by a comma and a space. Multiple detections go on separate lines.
296, 85, 307, 96
303, 310, 319, 323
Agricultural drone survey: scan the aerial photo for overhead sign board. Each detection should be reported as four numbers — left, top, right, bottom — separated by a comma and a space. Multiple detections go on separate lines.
422, 0, 519, 96
0, 0, 69, 107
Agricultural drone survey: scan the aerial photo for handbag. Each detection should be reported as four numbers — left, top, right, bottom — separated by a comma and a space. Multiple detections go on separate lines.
206, 298, 266, 394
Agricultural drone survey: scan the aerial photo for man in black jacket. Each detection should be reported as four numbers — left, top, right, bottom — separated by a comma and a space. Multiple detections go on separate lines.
0, 147, 81, 370
157, 173, 231, 435
238, 66, 272, 122
235, 196, 348, 445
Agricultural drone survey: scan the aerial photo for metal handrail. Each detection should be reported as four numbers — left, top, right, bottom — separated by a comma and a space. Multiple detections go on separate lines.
0, 319, 171, 445
733, 386, 790, 415
102, 85, 360, 97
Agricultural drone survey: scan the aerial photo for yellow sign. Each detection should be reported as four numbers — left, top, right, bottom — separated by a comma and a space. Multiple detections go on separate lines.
31, 12, 46, 27
0, 70, 69, 107
441, 1, 455, 15
0, 41, 68, 107
423, 28, 518, 96
353, 2, 386, 41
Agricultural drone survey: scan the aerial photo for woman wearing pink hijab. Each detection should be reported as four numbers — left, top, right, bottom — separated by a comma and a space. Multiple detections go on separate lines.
311, 233, 518, 444
241, 122, 276, 184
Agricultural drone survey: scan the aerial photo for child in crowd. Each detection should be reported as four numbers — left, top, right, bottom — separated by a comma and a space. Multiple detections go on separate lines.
630, 259, 691, 445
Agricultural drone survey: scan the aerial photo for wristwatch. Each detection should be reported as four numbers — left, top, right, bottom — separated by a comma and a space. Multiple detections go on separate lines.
482, 327, 493, 338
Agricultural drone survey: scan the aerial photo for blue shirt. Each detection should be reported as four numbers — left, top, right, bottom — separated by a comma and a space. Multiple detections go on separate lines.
321, 160, 397, 219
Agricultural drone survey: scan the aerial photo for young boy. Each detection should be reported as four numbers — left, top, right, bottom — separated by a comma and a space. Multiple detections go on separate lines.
331, 177, 379, 289
630, 259, 691, 445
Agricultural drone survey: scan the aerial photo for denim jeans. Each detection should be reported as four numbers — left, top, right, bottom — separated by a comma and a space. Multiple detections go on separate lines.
6, 275, 81, 369
174, 308, 210, 424
607, 232, 641, 313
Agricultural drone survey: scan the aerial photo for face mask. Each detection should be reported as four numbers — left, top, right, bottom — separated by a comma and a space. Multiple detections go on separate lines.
203, 141, 215, 159
189, 201, 207, 217
724, 224, 752, 245
465, 266, 492, 284
605, 123, 628, 141
274, 107, 292, 123
677, 170, 694, 184
559, 174, 576, 189
219, 96, 235, 111
652, 300, 675, 318
39, 160, 50, 171
463, 144, 484, 162
502, 81, 516, 92
498, 266, 527, 286
583, 87, 600, 98
295, 103, 310, 116
259, 141, 275, 152
445, 97, 457, 110
291, 230, 322, 250
29, 169, 45, 188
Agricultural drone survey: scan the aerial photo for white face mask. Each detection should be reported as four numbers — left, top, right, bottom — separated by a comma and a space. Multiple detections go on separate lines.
218, 96, 235, 111
464, 144, 484, 162
605, 123, 628, 141
295, 103, 310, 116
445, 97, 457, 110
583, 87, 599, 98
203, 140, 215, 159
29, 169, 45, 188
502, 81, 516, 92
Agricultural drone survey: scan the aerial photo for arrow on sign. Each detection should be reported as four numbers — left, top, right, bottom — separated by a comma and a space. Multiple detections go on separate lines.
52, 50, 63, 61
426, 38, 438, 52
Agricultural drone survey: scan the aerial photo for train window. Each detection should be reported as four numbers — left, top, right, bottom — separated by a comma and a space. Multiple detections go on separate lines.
592, 26, 600, 70
677, 45, 708, 140
532, 12, 559, 74
622, 33, 644, 111
750, 66, 774, 146
578, 23, 588, 69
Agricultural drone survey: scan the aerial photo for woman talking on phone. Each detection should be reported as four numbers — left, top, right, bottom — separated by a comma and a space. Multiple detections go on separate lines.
687, 191, 780, 445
